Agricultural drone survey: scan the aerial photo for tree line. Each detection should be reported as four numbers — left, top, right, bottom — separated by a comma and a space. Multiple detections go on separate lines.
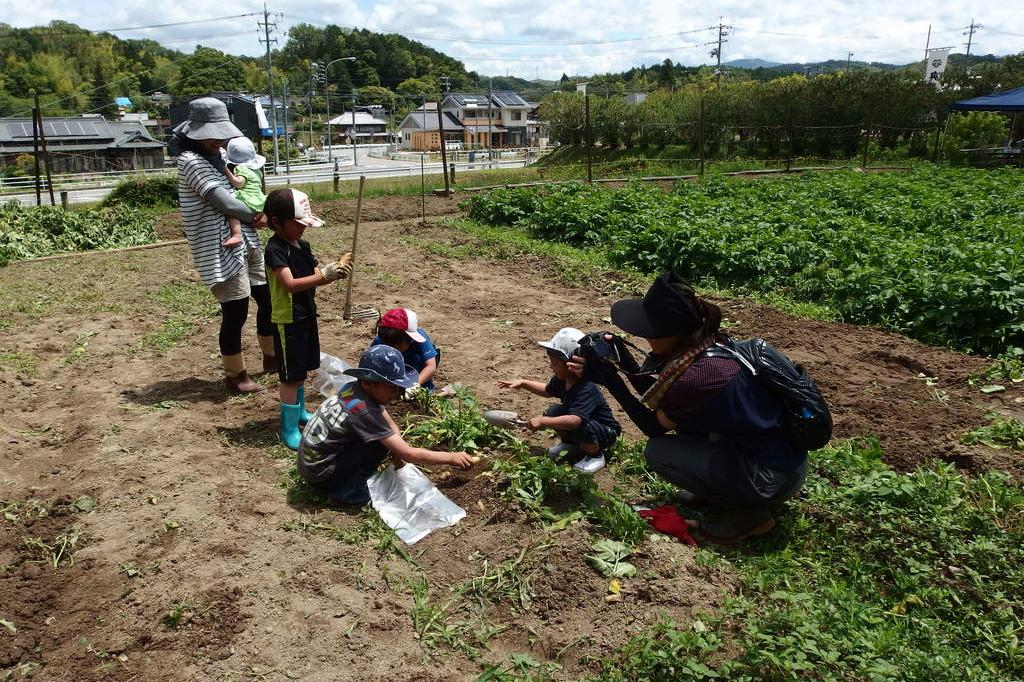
541, 57, 1024, 159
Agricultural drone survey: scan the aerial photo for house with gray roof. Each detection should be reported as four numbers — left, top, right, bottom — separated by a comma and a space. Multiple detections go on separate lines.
442, 91, 532, 147
0, 117, 165, 173
397, 90, 541, 151
398, 105, 466, 151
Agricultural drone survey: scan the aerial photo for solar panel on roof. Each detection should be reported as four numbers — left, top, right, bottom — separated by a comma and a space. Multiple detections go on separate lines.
8, 122, 32, 138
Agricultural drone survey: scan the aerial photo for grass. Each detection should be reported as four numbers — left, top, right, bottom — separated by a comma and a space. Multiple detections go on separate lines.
63, 331, 96, 365
299, 166, 547, 203
592, 438, 1024, 681
280, 507, 415, 564
140, 282, 220, 352
0, 351, 38, 377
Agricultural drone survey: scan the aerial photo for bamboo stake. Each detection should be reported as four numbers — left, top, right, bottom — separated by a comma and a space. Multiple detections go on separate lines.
342, 175, 366, 320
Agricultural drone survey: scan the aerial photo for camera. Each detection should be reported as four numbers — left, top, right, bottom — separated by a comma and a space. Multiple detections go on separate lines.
578, 332, 621, 365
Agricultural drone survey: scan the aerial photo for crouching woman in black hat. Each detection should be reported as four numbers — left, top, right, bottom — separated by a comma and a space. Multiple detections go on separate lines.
573, 272, 808, 543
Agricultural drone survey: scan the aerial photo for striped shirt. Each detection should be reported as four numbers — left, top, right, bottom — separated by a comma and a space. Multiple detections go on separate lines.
178, 151, 247, 287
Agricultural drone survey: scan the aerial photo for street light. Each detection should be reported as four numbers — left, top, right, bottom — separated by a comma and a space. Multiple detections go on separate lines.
324, 57, 356, 163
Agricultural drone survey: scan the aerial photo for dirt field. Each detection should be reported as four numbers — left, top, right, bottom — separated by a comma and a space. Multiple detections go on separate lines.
2, 194, 1021, 680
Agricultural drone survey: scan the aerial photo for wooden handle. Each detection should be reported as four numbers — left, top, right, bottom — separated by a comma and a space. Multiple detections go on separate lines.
342, 175, 366, 320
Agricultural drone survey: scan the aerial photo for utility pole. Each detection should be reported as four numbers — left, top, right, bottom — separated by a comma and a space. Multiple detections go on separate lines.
711, 18, 730, 88
487, 76, 493, 160
308, 62, 317, 151
963, 19, 982, 74
30, 91, 41, 206
846, 52, 854, 73
437, 76, 451, 194
351, 92, 358, 167
282, 80, 291, 181
33, 92, 54, 206
259, 2, 279, 174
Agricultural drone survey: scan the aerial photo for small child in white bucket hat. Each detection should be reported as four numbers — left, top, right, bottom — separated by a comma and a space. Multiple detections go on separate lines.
499, 327, 622, 474
219, 137, 268, 248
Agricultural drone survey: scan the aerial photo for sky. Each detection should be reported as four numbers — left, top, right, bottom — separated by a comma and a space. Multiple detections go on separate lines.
3, 0, 1023, 80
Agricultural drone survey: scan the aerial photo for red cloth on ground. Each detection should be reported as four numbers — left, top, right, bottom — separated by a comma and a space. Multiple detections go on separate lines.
638, 506, 698, 546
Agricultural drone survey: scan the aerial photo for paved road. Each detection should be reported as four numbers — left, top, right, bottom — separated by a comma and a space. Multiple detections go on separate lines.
6, 150, 528, 207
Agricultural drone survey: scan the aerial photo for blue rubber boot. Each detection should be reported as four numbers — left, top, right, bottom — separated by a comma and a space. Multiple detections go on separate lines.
279, 402, 303, 450
297, 386, 315, 425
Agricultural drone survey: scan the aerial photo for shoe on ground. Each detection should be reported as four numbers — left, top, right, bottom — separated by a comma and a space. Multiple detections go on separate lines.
225, 370, 262, 394
696, 509, 776, 544
573, 454, 606, 475
547, 442, 580, 459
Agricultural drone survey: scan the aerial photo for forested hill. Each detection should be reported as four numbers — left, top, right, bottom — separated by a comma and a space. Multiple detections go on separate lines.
0, 21, 481, 116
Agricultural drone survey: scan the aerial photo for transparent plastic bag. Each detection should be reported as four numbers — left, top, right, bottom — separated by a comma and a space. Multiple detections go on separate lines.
367, 464, 466, 545
312, 352, 355, 398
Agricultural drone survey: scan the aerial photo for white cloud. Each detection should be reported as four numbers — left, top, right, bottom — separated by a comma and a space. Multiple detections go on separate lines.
2, 0, 1021, 80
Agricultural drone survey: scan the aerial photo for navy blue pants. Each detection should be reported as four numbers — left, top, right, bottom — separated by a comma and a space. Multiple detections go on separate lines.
644, 434, 807, 509
313, 442, 387, 506
544, 404, 619, 449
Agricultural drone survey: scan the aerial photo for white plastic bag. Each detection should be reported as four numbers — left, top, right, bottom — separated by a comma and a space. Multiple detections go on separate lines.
367, 464, 466, 545
312, 352, 355, 398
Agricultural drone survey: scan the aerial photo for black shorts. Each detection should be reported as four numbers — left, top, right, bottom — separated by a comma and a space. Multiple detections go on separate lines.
274, 318, 320, 383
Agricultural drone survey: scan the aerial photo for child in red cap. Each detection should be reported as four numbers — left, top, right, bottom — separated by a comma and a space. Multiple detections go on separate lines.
371, 308, 439, 395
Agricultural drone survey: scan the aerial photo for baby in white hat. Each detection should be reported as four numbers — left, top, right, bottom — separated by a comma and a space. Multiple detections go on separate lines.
220, 137, 268, 248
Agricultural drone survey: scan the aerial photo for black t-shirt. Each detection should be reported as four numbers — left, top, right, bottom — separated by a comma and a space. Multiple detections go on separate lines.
265, 234, 317, 323
545, 377, 620, 433
297, 383, 395, 484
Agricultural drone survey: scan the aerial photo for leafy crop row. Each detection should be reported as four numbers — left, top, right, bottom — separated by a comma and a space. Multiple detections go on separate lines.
465, 168, 1024, 354
0, 202, 157, 265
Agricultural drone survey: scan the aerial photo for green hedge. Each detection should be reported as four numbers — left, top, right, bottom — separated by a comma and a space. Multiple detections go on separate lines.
100, 175, 179, 209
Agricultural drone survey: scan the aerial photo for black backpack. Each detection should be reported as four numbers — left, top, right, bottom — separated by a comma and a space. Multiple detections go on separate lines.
703, 338, 833, 452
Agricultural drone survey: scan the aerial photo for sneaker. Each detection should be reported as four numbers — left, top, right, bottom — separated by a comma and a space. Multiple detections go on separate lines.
573, 454, 606, 474
547, 442, 579, 459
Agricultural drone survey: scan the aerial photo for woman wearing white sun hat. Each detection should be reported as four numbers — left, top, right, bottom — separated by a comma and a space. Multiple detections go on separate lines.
174, 97, 273, 393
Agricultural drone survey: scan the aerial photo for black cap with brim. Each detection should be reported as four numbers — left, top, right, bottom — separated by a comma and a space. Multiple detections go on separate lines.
343, 366, 419, 389
611, 298, 662, 338
610, 271, 703, 339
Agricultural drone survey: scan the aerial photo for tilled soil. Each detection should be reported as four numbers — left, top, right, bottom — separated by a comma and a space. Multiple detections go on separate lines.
1, 193, 1021, 680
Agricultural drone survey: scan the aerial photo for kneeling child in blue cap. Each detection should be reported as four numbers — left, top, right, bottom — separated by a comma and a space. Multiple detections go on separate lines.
296, 345, 473, 505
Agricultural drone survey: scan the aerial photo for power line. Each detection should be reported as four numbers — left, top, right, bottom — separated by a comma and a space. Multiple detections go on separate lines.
0, 13, 260, 38
281, 15, 719, 46
447, 41, 712, 63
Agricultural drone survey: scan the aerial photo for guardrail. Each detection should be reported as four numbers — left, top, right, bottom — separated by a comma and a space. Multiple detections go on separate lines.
265, 158, 529, 187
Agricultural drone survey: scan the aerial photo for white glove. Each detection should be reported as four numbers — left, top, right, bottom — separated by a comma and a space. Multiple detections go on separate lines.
403, 384, 424, 400
319, 261, 346, 282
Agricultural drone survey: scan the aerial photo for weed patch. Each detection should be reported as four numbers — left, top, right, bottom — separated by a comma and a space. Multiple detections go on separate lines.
595, 438, 1024, 680
21, 527, 84, 568
963, 415, 1024, 450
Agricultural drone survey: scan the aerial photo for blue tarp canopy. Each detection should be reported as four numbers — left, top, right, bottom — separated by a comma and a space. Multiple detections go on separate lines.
950, 86, 1024, 112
